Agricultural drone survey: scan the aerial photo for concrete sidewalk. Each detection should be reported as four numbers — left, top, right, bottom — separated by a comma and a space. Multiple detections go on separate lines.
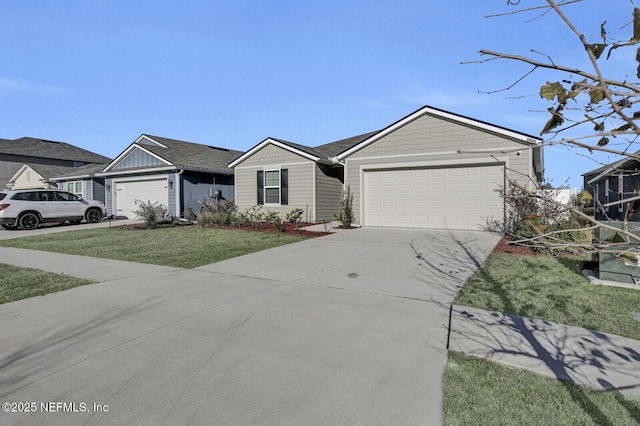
0, 246, 181, 281
449, 305, 640, 399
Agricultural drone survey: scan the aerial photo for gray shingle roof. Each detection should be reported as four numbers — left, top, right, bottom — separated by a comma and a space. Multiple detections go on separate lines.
0, 137, 111, 163
49, 163, 109, 179
269, 138, 327, 159
26, 164, 92, 180
314, 130, 380, 157
138, 135, 244, 173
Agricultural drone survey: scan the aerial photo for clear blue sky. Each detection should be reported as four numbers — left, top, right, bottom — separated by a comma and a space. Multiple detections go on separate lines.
1, 1, 635, 188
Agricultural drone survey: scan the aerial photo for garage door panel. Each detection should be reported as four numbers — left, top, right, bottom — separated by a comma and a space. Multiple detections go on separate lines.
115, 178, 168, 219
364, 165, 504, 230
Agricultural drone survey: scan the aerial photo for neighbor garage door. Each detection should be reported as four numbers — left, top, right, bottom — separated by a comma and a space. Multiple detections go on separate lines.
363, 165, 504, 230
114, 178, 168, 219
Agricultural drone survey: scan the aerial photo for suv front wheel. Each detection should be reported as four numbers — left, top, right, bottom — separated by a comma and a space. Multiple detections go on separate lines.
85, 208, 102, 224
18, 212, 40, 230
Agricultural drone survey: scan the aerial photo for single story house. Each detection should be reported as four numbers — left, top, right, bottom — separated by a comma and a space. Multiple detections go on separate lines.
583, 155, 640, 221
64, 134, 244, 219
0, 137, 111, 190
230, 105, 544, 230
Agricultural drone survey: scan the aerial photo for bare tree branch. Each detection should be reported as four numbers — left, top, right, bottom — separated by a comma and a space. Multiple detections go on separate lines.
546, 0, 640, 133
478, 49, 640, 94
485, 0, 583, 19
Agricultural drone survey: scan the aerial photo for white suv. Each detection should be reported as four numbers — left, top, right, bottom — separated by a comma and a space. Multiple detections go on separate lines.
0, 189, 106, 230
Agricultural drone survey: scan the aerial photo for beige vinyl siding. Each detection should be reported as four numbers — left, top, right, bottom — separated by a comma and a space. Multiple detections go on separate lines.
235, 162, 315, 220
234, 167, 258, 210
345, 112, 534, 225
12, 167, 46, 189
314, 165, 343, 221
236, 144, 307, 167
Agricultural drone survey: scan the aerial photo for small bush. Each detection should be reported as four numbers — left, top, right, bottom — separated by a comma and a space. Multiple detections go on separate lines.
335, 185, 355, 228
133, 200, 169, 228
238, 206, 265, 228
497, 180, 589, 254
285, 208, 304, 223
196, 199, 238, 227
264, 211, 283, 232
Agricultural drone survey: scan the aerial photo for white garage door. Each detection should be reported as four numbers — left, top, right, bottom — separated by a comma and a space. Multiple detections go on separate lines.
364, 165, 504, 230
114, 178, 168, 219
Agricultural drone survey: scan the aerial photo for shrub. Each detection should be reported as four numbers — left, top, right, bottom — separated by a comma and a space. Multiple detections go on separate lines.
196, 199, 238, 227
495, 180, 589, 254
285, 208, 304, 223
133, 200, 169, 228
264, 211, 283, 232
335, 185, 355, 228
238, 205, 265, 228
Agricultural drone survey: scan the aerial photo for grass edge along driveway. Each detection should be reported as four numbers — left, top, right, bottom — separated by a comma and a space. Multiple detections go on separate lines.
447, 251, 640, 425
0, 226, 313, 269
0, 263, 95, 305
0, 226, 313, 304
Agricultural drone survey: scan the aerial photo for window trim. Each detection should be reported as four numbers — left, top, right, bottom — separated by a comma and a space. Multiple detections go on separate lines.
264, 169, 281, 205
257, 169, 288, 206
66, 181, 83, 198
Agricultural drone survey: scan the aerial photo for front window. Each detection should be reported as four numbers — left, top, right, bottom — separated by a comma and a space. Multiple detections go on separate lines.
66, 181, 83, 198
56, 191, 81, 202
264, 170, 280, 204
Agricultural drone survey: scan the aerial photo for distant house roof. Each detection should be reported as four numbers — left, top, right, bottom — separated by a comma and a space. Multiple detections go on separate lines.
50, 163, 109, 180
583, 152, 640, 185
102, 134, 244, 174
0, 137, 111, 164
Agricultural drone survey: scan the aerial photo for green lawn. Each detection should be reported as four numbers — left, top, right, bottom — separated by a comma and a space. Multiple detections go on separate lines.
448, 251, 640, 425
0, 263, 95, 304
454, 252, 640, 340
0, 226, 312, 268
445, 352, 640, 426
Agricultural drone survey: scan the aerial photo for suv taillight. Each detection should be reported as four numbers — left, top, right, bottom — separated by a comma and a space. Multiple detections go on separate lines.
0, 204, 10, 210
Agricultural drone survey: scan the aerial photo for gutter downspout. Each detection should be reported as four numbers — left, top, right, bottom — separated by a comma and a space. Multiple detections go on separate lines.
176, 169, 184, 219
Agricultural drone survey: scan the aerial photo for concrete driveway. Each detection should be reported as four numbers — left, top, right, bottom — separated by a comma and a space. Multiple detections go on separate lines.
0, 227, 500, 425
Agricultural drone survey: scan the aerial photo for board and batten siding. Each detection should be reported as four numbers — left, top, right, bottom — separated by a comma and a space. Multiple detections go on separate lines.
344, 112, 535, 225
314, 165, 343, 222
233, 144, 317, 220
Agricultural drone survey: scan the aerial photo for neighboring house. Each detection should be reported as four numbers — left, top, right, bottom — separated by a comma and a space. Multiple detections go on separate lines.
230, 105, 544, 230
583, 156, 640, 221
51, 163, 109, 204
0, 137, 111, 190
91, 134, 243, 219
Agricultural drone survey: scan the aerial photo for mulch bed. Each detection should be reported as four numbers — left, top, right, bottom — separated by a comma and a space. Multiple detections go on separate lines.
493, 235, 538, 256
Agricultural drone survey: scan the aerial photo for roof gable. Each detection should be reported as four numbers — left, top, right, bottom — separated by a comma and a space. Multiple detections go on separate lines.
102, 134, 244, 174
336, 105, 542, 160
228, 138, 322, 168
108, 146, 171, 171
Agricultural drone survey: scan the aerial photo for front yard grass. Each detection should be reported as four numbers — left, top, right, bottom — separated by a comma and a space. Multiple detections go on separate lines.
445, 352, 640, 426
0, 226, 312, 269
449, 251, 640, 423
0, 263, 95, 304
454, 252, 640, 340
